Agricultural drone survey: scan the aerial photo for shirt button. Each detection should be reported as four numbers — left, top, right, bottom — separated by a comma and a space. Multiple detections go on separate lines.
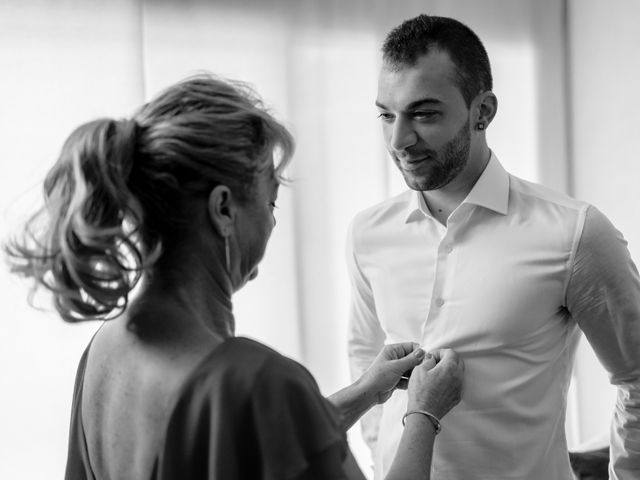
435, 298, 445, 307
445, 245, 453, 254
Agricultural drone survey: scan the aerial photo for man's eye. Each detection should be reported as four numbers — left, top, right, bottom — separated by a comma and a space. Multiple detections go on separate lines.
377, 112, 394, 122
269, 202, 278, 209
413, 111, 439, 120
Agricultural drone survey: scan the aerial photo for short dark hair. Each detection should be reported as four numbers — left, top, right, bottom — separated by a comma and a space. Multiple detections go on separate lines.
382, 14, 493, 107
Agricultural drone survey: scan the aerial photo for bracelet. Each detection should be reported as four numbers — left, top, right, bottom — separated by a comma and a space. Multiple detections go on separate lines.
402, 410, 442, 434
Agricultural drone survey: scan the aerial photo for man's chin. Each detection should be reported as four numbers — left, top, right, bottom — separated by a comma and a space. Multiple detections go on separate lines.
403, 175, 439, 191
397, 164, 437, 191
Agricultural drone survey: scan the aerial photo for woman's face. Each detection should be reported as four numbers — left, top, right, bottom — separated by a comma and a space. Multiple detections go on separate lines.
230, 168, 279, 290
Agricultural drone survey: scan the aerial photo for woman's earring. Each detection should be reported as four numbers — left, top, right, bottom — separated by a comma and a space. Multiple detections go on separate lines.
477, 122, 485, 130
225, 236, 231, 274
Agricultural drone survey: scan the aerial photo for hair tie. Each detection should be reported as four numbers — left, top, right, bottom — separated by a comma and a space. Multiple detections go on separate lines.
114, 118, 140, 184
119, 117, 139, 140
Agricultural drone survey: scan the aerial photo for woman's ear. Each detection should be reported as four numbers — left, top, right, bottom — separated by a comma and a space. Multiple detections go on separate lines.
208, 185, 235, 237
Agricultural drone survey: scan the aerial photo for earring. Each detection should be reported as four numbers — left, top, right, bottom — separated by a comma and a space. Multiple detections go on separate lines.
224, 236, 231, 274
477, 122, 485, 130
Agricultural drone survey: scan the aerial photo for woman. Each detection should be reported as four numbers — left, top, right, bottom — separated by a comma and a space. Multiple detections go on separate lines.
6, 75, 464, 479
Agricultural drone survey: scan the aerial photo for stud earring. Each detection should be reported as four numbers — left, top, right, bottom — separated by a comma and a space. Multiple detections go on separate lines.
477, 122, 485, 130
224, 236, 231, 274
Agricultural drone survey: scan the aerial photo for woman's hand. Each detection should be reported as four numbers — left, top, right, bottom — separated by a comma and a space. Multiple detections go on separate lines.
407, 348, 464, 419
328, 343, 430, 430
360, 342, 433, 404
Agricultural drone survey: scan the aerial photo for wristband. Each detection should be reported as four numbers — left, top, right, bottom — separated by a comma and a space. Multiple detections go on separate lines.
402, 409, 442, 434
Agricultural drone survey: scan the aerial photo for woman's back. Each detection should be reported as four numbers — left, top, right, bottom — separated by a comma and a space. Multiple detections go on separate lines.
68, 315, 350, 480
75, 316, 218, 479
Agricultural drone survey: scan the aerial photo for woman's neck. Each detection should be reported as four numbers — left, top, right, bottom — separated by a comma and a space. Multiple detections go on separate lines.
129, 238, 235, 341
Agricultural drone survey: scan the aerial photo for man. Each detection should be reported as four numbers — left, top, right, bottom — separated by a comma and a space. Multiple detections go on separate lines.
347, 14, 640, 480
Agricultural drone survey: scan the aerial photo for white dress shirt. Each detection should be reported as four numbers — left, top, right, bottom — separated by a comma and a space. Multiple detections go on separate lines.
347, 154, 640, 480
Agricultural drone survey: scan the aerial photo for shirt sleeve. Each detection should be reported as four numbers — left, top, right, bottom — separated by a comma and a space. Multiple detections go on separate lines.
155, 350, 350, 480
345, 219, 386, 454
565, 205, 640, 480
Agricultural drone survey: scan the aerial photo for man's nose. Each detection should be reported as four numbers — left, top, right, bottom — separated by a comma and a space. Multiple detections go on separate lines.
389, 117, 417, 153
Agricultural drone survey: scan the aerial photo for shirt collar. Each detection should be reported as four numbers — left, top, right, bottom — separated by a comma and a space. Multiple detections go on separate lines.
463, 152, 509, 216
404, 152, 509, 223
405, 188, 428, 223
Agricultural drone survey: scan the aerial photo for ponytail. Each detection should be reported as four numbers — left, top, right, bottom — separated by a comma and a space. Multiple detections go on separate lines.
6, 118, 154, 322
6, 74, 294, 322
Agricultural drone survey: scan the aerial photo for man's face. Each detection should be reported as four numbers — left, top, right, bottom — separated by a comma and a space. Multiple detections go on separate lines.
376, 50, 472, 191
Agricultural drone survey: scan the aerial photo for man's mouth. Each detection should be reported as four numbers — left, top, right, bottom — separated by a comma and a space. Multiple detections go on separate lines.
398, 155, 431, 171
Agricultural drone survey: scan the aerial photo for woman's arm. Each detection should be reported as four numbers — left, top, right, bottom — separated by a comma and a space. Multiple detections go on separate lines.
386, 414, 437, 480
384, 349, 464, 480
326, 376, 377, 433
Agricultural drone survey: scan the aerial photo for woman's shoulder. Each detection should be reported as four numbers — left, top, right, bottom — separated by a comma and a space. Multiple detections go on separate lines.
156, 337, 348, 480
185, 336, 317, 397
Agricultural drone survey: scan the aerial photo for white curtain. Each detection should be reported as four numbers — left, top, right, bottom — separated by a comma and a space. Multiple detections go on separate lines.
1, 0, 632, 477
0, 2, 146, 479
567, 0, 640, 446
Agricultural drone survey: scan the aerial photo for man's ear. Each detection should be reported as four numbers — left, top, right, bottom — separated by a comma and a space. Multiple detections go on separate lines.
475, 91, 498, 128
208, 185, 235, 237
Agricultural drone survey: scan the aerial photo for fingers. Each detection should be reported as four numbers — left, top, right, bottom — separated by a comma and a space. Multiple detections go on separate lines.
382, 342, 422, 360
400, 352, 436, 383
430, 349, 464, 389
364, 343, 427, 404
394, 346, 429, 374
406, 348, 465, 419
431, 349, 463, 368
419, 353, 437, 370
386, 345, 461, 371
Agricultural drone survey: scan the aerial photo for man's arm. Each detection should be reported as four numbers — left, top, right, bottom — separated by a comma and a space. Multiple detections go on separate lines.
346, 219, 387, 454
566, 206, 640, 480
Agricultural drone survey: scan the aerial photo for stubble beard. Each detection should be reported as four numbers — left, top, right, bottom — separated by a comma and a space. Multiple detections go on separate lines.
399, 118, 471, 191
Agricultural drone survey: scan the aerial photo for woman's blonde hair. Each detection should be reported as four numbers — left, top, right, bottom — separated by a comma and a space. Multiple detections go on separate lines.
6, 74, 294, 322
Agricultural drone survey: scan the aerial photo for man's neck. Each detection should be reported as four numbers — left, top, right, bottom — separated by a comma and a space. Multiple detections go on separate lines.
421, 191, 461, 226
422, 147, 491, 225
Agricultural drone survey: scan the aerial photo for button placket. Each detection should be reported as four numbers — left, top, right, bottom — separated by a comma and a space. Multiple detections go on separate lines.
421, 216, 461, 340
430, 235, 454, 312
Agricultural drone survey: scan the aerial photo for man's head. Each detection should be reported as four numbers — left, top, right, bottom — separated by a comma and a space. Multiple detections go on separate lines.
376, 15, 497, 192
382, 15, 492, 108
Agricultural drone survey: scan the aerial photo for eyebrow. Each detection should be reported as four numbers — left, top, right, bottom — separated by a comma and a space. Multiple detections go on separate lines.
375, 97, 443, 110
